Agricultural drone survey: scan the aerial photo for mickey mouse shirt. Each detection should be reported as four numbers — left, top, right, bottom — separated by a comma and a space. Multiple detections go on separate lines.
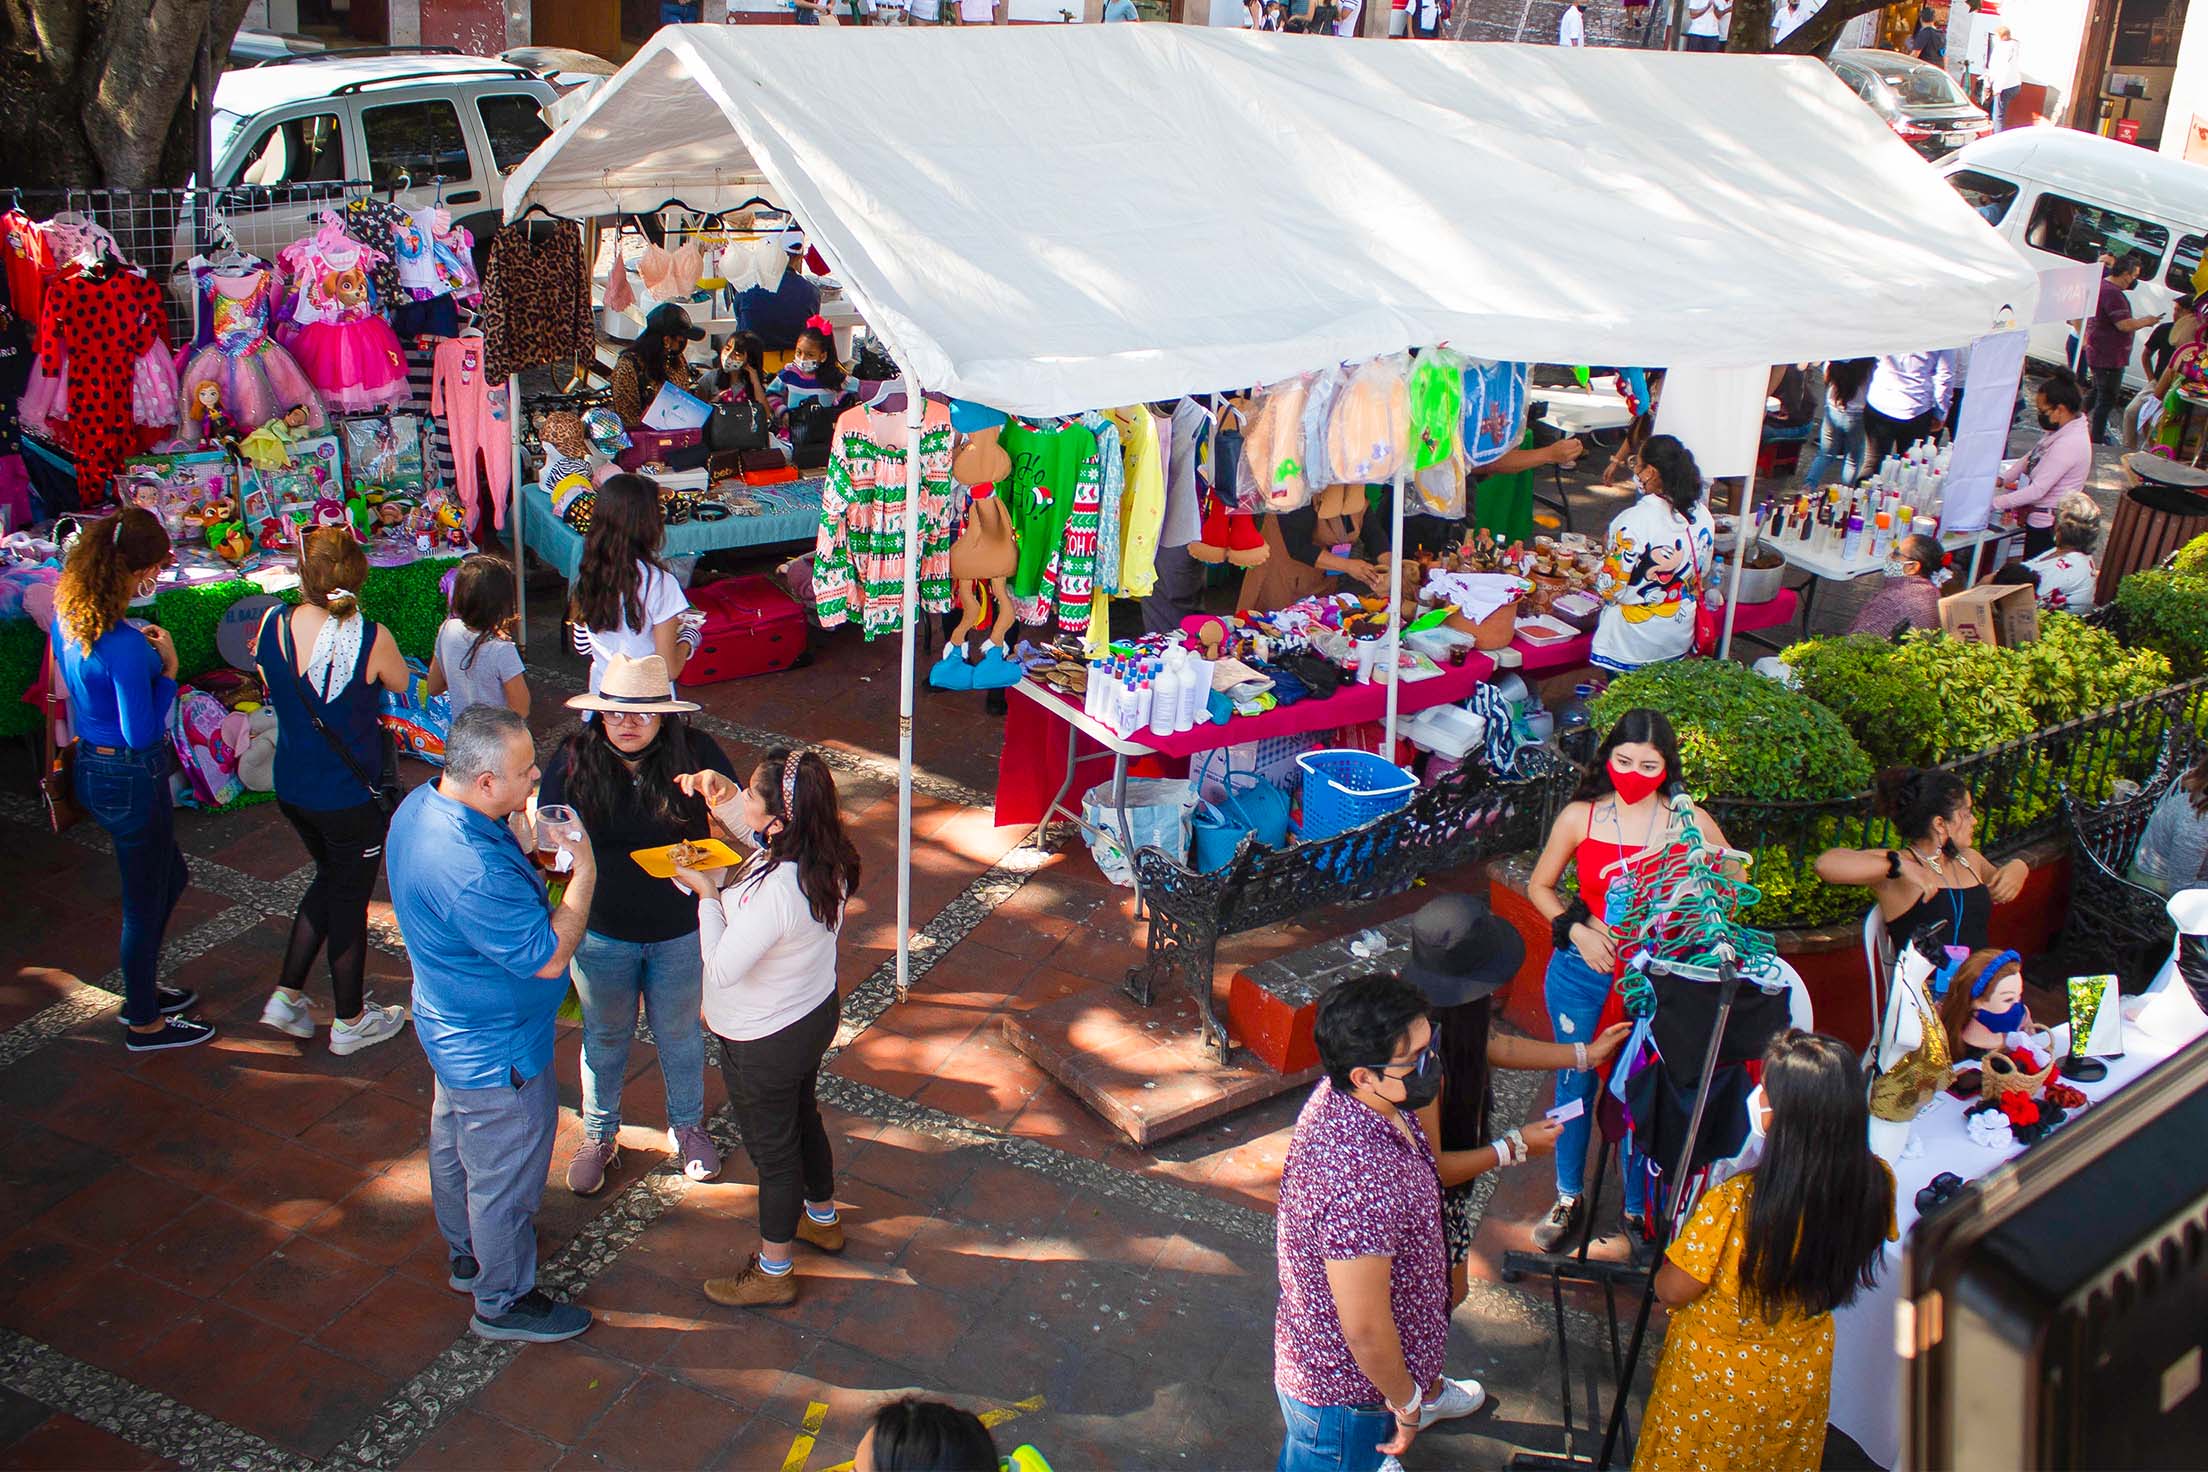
1592, 492, 1715, 673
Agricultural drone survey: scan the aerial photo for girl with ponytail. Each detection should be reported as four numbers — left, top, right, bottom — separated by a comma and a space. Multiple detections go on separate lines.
52, 509, 212, 1052
253, 526, 413, 1057
672, 747, 861, 1309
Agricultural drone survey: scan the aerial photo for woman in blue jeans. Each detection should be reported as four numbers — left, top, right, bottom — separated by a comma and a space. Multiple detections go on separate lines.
49, 508, 213, 1051
541, 653, 728, 1194
1525, 709, 1738, 1254
1800, 357, 1873, 489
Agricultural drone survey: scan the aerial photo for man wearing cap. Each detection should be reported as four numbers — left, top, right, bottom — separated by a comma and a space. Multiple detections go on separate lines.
730, 236, 824, 357
388, 705, 597, 1344
1398, 895, 1632, 1306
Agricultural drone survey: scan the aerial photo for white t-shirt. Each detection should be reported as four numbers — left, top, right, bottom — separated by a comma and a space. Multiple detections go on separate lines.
1770, 0, 1820, 43
2024, 549, 2097, 613
960, 0, 995, 19
699, 860, 841, 1042
581, 561, 689, 694
1558, 3, 1584, 45
1335, 0, 1362, 32
435, 617, 525, 717
908, 0, 942, 16
1592, 493, 1716, 672
1684, 0, 1731, 39
1987, 36, 2022, 93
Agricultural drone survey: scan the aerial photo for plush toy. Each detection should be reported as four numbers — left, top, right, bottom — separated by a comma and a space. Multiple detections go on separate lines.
933, 405, 1023, 690
207, 520, 252, 563
188, 381, 241, 453
238, 406, 312, 471
233, 708, 278, 792
433, 501, 466, 548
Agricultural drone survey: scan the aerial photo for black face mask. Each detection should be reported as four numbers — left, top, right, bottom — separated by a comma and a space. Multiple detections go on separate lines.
2037, 410, 2059, 431
1369, 1044, 1443, 1111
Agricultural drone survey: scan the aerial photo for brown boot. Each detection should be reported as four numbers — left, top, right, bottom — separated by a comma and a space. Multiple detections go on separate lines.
702, 1254, 797, 1308
795, 1214, 846, 1254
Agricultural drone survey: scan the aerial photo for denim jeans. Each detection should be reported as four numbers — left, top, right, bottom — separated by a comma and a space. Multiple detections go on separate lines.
1801, 399, 1866, 489
75, 744, 190, 1026
2089, 364, 2128, 445
571, 930, 707, 1141
1545, 946, 1645, 1215
1276, 1390, 1392, 1472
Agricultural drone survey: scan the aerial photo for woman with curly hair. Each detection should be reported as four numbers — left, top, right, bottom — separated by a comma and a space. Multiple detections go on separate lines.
50, 508, 212, 1051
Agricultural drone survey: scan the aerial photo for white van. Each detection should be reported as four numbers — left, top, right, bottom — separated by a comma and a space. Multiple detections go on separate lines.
1938, 129, 2208, 392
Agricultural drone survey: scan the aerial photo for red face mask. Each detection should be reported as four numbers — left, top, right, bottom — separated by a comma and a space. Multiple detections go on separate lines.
1610, 765, 1667, 806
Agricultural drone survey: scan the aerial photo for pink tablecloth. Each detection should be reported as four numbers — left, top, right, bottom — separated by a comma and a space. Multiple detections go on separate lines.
989, 590, 1799, 827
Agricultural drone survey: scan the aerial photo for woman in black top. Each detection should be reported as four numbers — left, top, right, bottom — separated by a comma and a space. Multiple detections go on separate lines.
1814, 766, 2027, 954
541, 653, 733, 1196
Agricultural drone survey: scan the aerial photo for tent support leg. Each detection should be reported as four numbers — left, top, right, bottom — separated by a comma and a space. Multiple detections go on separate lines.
510, 372, 527, 649
1383, 463, 1406, 753
894, 391, 924, 1005
1717, 462, 1759, 661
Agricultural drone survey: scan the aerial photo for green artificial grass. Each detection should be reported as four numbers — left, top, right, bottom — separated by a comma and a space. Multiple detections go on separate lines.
0, 554, 458, 742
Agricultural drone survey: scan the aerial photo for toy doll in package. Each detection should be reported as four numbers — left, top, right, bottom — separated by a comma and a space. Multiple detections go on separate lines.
341, 414, 427, 494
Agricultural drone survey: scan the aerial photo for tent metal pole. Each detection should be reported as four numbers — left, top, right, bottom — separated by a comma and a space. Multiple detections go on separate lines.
1717, 461, 1758, 662
1384, 462, 1406, 752
894, 389, 924, 1005
510, 372, 527, 649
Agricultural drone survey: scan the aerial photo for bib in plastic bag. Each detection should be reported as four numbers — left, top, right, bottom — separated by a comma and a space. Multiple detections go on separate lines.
1408, 348, 1465, 471
1238, 376, 1314, 511
1301, 364, 1346, 495
1328, 355, 1407, 484
1461, 358, 1530, 469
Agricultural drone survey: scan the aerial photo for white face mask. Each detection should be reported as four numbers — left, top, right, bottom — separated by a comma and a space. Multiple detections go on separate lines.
1744, 1084, 1771, 1144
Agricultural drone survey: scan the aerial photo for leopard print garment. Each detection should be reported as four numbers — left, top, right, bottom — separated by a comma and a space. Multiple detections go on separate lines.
482, 222, 596, 381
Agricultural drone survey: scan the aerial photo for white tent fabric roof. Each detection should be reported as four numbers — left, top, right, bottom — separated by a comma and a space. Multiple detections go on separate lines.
506, 25, 2039, 417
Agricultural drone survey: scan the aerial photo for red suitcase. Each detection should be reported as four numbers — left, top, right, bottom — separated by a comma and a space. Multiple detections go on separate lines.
682, 575, 808, 685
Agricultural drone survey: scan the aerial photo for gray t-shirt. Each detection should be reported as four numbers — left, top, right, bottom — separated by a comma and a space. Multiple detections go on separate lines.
435, 617, 524, 717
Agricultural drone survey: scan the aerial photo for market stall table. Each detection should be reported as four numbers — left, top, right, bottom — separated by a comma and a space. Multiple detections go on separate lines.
1773, 526, 2018, 634
994, 591, 1798, 901
1533, 381, 1638, 530
1827, 984, 2208, 1470
516, 476, 824, 581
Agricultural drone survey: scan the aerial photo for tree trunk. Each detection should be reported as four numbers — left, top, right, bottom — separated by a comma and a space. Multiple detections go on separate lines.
0, 0, 252, 191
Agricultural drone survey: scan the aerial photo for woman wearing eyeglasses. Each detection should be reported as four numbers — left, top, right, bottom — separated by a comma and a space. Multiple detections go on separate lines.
541, 654, 733, 1196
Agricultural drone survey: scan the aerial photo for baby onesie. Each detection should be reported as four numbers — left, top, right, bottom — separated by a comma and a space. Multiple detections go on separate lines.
430, 337, 512, 531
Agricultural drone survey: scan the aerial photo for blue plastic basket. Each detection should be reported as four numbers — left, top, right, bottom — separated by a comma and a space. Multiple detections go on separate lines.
1295, 748, 1419, 842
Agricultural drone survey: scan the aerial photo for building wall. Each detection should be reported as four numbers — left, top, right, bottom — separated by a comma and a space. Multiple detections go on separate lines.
2159, 0, 2208, 155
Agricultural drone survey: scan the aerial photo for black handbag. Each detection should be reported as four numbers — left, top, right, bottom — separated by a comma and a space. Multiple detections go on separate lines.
279, 613, 400, 817
704, 396, 770, 454
787, 400, 837, 469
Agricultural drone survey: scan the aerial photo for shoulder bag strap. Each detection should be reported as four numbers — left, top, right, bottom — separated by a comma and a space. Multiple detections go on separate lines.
280, 611, 386, 807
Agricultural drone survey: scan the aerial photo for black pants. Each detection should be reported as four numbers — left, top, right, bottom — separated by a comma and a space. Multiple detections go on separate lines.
1865, 405, 1941, 470
2088, 365, 2127, 445
277, 799, 390, 1020
718, 990, 837, 1243
2022, 523, 2056, 560
1682, 32, 1723, 50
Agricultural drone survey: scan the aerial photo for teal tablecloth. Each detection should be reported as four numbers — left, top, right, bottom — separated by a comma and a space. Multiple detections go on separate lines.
520, 479, 825, 581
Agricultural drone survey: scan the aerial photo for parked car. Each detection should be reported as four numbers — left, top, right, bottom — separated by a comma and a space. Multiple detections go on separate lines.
226, 28, 326, 67
1940, 128, 2208, 391
173, 49, 556, 314
1827, 48, 1993, 159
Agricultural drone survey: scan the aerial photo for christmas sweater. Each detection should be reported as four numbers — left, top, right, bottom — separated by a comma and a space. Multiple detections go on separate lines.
814, 401, 958, 638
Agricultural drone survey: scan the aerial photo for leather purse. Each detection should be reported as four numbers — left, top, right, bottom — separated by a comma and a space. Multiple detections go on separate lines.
39, 646, 82, 835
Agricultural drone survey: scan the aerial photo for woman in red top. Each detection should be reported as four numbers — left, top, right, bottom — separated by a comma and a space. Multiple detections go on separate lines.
1525, 709, 1736, 1253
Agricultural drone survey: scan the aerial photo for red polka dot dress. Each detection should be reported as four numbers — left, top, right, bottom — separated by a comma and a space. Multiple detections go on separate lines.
36, 266, 166, 509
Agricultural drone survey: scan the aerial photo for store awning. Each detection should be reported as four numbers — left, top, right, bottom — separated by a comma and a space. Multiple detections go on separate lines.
505, 24, 2038, 417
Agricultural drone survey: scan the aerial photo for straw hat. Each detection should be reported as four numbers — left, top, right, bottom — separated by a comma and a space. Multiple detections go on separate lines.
564, 654, 700, 715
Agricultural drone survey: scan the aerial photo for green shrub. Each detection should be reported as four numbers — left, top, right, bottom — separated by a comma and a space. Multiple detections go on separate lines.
2115, 568, 2208, 680
2170, 530, 2208, 579
1590, 658, 1875, 801
1782, 630, 2037, 767
2014, 612, 2172, 726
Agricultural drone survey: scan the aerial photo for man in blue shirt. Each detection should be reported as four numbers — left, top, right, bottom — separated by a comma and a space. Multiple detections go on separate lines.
388, 705, 597, 1343
731, 240, 823, 353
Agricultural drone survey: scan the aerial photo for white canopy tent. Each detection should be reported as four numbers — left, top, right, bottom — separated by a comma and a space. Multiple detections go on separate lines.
505, 23, 2039, 997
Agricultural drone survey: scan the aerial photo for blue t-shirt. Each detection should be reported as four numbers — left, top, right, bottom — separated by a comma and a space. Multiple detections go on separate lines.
387, 785, 564, 1090
52, 621, 176, 751
1104, 0, 1140, 17
732, 269, 823, 352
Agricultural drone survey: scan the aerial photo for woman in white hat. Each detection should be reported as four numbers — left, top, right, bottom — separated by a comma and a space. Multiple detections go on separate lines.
541, 654, 733, 1195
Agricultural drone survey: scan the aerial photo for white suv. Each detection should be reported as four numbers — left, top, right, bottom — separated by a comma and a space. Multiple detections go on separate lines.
174, 49, 556, 309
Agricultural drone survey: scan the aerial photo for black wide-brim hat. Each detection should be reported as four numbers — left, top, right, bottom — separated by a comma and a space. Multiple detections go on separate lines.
1399, 894, 1527, 1008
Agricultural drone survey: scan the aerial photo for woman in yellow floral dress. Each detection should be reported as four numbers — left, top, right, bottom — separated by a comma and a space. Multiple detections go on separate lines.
1633, 1031, 1896, 1472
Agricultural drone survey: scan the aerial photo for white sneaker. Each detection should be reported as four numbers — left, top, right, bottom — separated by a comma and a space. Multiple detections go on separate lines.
1380, 1459, 1405, 1472
330, 1001, 409, 1056
1422, 1376, 1487, 1423
260, 988, 315, 1038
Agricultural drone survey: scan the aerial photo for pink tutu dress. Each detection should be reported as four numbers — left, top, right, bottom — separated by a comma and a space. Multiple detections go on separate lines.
178, 269, 328, 431
283, 219, 408, 413
132, 342, 180, 428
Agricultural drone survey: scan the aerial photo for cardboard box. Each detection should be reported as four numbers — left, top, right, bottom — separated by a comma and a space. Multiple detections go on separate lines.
1939, 584, 2040, 648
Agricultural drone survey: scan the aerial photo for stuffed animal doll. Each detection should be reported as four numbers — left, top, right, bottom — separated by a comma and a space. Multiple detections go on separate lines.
933, 410, 1023, 690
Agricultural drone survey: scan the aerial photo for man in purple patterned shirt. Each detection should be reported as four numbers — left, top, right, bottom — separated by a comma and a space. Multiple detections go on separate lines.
1273, 975, 1488, 1471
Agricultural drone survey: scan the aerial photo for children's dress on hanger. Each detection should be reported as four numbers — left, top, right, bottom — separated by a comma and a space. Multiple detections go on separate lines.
430, 336, 511, 531
36, 264, 168, 506
177, 268, 328, 431
285, 220, 409, 412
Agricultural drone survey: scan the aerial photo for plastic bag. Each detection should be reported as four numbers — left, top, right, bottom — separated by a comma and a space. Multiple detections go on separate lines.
1080, 777, 1195, 887
1237, 376, 1315, 512
1414, 448, 1466, 518
380, 657, 452, 766
1461, 358, 1530, 469
1301, 364, 1346, 495
1329, 354, 1408, 484
1407, 348, 1465, 471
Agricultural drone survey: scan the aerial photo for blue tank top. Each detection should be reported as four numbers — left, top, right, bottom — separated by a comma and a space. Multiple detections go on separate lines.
258, 609, 385, 812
